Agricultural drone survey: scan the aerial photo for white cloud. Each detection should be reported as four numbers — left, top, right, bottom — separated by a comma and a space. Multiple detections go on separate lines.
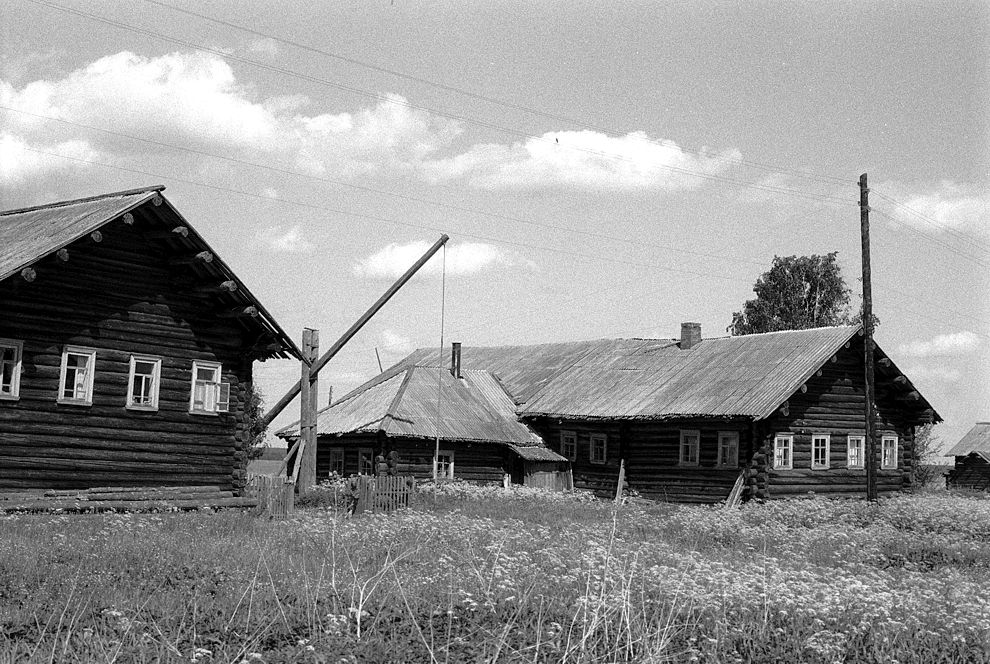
421, 130, 741, 191
258, 225, 313, 253
261, 187, 278, 199
380, 329, 414, 353
0, 132, 101, 183
353, 240, 514, 278
879, 180, 989, 235
903, 365, 962, 383
247, 38, 279, 56
897, 331, 983, 358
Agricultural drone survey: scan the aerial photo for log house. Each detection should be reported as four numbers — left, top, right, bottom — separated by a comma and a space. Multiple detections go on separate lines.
0, 186, 300, 493
944, 422, 990, 491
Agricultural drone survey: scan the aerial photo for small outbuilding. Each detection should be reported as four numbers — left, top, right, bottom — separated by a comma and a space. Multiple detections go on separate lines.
944, 422, 990, 491
0, 186, 299, 494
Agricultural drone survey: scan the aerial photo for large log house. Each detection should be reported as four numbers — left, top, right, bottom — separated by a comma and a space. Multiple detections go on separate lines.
283, 324, 939, 502
0, 186, 300, 494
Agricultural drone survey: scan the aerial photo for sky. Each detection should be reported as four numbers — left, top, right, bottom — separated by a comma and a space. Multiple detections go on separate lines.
1, 0, 987, 452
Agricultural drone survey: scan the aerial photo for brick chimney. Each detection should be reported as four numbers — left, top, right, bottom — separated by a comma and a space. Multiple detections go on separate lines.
450, 342, 462, 378
680, 322, 702, 350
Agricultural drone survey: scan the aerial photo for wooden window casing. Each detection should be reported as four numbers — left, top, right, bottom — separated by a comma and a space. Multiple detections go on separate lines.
847, 435, 865, 469
773, 434, 793, 470
329, 449, 345, 476
189, 361, 229, 415
435, 450, 455, 479
560, 431, 577, 461
358, 448, 374, 475
58, 346, 97, 406
811, 434, 830, 470
881, 435, 899, 470
0, 339, 23, 401
679, 430, 700, 466
126, 355, 162, 411
717, 431, 739, 468
590, 434, 607, 464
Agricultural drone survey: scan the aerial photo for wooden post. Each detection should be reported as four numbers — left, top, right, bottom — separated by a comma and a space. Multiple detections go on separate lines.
297, 328, 319, 492
614, 459, 626, 503
861, 172, 878, 502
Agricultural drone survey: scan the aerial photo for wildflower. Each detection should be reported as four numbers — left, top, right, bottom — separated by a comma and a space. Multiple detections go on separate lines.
191, 647, 212, 663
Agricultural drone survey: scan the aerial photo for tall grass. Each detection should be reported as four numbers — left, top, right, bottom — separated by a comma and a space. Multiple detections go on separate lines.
1, 486, 989, 662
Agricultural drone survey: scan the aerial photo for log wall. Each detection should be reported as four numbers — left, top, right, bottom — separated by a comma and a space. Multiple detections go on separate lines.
0, 214, 255, 492
760, 338, 921, 498
946, 454, 990, 491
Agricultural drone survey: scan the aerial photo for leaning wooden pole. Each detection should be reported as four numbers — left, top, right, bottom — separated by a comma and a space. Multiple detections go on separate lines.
260, 234, 450, 428
860, 173, 878, 502
297, 328, 319, 492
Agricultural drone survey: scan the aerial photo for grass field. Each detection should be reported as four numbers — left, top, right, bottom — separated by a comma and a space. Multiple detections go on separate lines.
1, 485, 989, 663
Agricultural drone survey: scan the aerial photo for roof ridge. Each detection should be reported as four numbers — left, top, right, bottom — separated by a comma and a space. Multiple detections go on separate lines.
0, 185, 166, 217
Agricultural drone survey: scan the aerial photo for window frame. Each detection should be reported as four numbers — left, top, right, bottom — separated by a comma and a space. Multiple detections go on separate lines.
881, 434, 899, 470
57, 345, 97, 406
358, 447, 374, 476
126, 354, 162, 411
0, 338, 24, 401
773, 433, 793, 470
435, 449, 455, 479
717, 431, 739, 468
328, 449, 345, 476
679, 430, 700, 467
560, 430, 577, 461
847, 435, 865, 469
590, 433, 607, 465
188, 360, 228, 415
811, 433, 831, 470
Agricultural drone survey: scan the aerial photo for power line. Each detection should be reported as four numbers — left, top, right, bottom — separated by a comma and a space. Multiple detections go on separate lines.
0, 105, 771, 268
870, 188, 990, 255
869, 207, 990, 269
24, 0, 855, 207
138, 0, 851, 188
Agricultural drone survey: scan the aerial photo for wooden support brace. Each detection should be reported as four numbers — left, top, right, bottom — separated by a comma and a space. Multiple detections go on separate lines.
194, 280, 238, 294
169, 251, 213, 266
56, 248, 69, 262
217, 306, 258, 318
20, 267, 36, 282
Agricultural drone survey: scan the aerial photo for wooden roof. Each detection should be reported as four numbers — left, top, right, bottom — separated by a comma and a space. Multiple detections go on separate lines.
401, 326, 939, 422
945, 422, 990, 459
0, 186, 300, 360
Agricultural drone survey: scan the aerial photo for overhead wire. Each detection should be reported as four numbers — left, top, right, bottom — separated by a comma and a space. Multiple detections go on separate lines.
870, 188, 990, 255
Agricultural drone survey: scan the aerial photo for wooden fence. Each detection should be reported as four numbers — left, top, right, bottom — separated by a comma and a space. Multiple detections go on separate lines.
351, 475, 415, 514
247, 475, 295, 518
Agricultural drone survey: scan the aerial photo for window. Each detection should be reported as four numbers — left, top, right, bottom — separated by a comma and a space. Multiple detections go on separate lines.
358, 448, 374, 475
882, 435, 899, 469
679, 430, 700, 466
58, 346, 97, 405
0, 339, 23, 400
126, 355, 161, 410
590, 434, 607, 464
560, 431, 577, 461
189, 361, 229, 414
811, 434, 830, 469
717, 432, 739, 467
435, 450, 454, 479
847, 435, 865, 469
773, 434, 793, 470
329, 449, 345, 476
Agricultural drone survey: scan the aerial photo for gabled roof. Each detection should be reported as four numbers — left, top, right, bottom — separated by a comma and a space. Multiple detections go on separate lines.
945, 422, 990, 458
0, 186, 300, 360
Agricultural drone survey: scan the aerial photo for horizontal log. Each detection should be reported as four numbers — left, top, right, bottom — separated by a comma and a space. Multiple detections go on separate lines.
21, 267, 36, 282
0, 496, 256, 513
90, 231, 103, 243
0, 454, 235, 476
216, 306, 257, 319
193, 280, 238, 295
57, 248, 69, 262
169, 251, 212, 266
145, 226, 188, 240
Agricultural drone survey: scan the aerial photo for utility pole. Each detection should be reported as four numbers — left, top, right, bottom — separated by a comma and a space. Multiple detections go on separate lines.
860, 173, 878, 501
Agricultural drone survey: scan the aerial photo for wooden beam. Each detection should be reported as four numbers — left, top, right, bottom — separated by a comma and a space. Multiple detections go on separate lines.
260, 233, 449, 428
169, 251, 213, 266
56, 248, 69, 262
90, 231, 103, 243
193, 280, 237, 294
298, 328, 319, 492
216, 306, 257, 319
20, 267, 36, 282
121, 212, 135, 225
146, 226, 189, 240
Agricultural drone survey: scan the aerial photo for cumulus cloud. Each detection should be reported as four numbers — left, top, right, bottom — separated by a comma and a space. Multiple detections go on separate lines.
878, 180, 989, 236
0, 132, 101, 183
897, 331, 983, 358
902, 365, 962, 384
420, 130, 741, 191
353, 240, 514, 279
258, 224, 313, 253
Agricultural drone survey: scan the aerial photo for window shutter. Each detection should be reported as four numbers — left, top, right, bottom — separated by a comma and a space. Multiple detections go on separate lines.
217, 382, 231, 413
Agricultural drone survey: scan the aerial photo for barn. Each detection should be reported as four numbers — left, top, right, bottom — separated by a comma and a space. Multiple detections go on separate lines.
289, 323, 939, 502
944, 422, 990, 491
0, 186, 300, 495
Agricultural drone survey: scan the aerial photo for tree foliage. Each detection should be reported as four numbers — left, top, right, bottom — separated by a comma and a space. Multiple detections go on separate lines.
244, 384, 269, 460
913, 423, 945, 488
730, 252, 853, 335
